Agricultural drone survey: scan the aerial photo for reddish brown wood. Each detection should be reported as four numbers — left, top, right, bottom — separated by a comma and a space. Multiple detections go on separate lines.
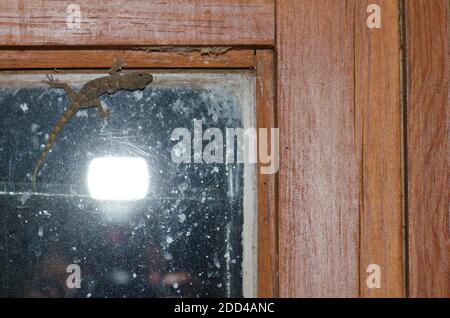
0, 49, 255, 69
406, 0, 450, 297
355, 0, 404, 297
0, 0, 274, 47
256, 50, 278, 297
276, 0, 359, 297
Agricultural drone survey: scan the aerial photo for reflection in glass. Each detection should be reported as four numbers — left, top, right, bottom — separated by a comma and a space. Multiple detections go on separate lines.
87, 157, 149, 201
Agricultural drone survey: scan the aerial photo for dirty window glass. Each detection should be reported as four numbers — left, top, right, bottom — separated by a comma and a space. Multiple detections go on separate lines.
0, 72, 256, 298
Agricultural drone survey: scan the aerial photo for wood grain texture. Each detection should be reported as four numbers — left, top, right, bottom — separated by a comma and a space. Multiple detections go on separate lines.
406, 0, 450, 298
256, 50, 278, 297
0, 49, 255, 69
277, 0, 360, 297
0, 0, 274, 47
355, 0, 403, 297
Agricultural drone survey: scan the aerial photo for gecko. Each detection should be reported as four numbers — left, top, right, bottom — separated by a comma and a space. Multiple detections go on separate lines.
31, 59, 153, 184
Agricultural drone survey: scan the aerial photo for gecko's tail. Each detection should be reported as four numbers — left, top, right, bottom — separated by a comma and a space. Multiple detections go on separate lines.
31, 105, 78, 185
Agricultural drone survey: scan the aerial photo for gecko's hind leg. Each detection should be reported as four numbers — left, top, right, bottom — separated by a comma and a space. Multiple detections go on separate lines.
82, 99, 110, 118
43, 75, 77, 102
109, 58, 124, 75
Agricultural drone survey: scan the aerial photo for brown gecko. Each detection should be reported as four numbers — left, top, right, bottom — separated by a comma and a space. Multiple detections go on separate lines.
31, 59, 153, 184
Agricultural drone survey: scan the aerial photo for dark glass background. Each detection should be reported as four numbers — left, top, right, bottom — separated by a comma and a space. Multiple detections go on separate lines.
0, 74, 247, 297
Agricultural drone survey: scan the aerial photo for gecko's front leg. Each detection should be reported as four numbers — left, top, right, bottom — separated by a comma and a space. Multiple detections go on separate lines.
109, 58, 124, 75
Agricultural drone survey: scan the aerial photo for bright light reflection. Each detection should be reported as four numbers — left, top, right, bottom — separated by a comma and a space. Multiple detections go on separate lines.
87, 157, 149, 201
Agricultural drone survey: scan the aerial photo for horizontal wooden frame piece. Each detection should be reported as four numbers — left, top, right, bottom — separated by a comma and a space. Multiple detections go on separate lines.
0, 0, 275, 47
0, 49, 255, 69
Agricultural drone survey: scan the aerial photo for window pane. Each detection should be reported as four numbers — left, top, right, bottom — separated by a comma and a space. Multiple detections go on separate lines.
0, 72, 256, 298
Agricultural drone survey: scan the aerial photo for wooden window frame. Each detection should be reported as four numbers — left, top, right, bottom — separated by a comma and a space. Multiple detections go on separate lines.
5, 0, 446, 299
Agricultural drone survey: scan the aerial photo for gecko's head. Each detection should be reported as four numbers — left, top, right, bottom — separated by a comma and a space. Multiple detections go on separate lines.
122, 72, 153, 90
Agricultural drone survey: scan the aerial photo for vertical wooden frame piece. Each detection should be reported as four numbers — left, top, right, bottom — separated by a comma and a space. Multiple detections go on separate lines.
256, 50, 279, 297
276, 0, 360, 297
406, 0, 450, 298
355, 0, 404, 297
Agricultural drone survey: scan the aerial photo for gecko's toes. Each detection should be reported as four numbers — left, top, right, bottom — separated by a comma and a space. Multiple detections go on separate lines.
43, 75, 58, 86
